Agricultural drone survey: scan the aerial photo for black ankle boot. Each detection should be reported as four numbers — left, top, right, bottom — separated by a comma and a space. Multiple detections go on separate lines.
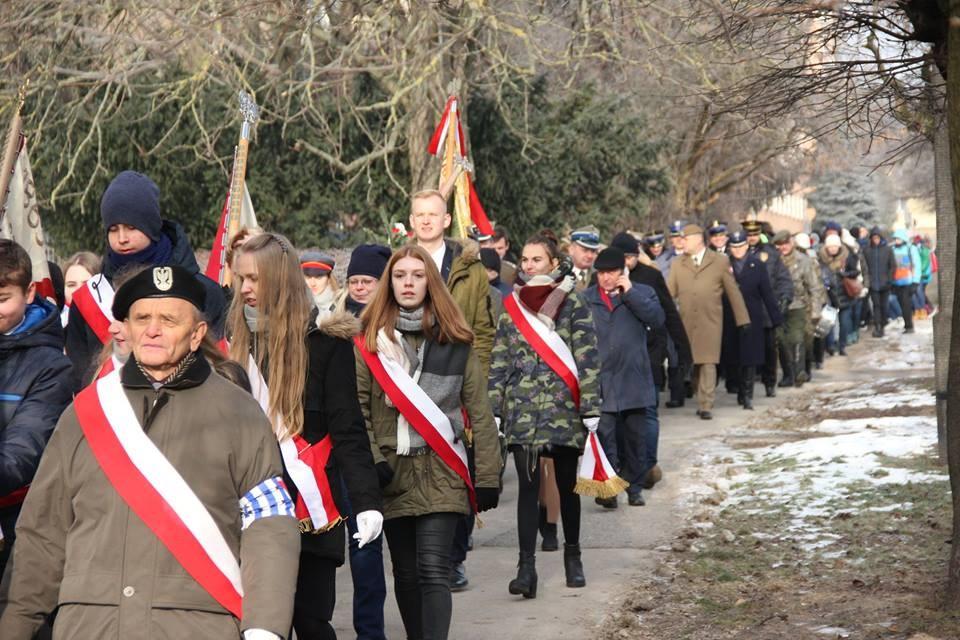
508, 551, 537, 598
564, 544, 586, 588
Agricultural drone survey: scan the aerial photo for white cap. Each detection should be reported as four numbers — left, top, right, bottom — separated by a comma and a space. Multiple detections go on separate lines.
794, 232, 811, 250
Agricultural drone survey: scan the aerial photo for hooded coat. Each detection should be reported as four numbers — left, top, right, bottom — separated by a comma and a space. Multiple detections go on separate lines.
65, 220, 227, 387
817, 244, 861, 309
891, 229, 922, 287
0, 299, 73, 551
862, 235, 896, 291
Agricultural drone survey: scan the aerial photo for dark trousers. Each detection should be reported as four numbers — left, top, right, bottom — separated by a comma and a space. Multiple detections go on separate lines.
597, 407, 656, 496
347, 514, 387, 640
450, 445, 476, 566
762, 327, 777, 386
384, 512, 460, 640
512, 446, 580, 554
293, 552, 338, 640
893, 285, 914, 330
870, 288, 890, 328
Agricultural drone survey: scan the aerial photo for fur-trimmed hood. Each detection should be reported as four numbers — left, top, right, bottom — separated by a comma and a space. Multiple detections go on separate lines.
315, 308, 362, 340
443, 237, 480, 265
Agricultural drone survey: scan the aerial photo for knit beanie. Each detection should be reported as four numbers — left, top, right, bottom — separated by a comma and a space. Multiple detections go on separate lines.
824, 234, 842, 248
480, 247, 501, 274
347, 244, 392, 280
100, 171, 163, 241
610, 231, 640, 255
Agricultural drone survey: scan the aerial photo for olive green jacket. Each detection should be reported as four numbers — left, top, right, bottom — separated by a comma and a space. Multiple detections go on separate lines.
355, 336, 500, 521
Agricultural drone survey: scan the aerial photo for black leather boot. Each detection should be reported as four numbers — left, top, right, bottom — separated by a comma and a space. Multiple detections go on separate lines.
508, 551, 538, 598
777, 345, 795, 387
741, 366, 755, 410
564, 544, 586, 588
539, 507, 558, 552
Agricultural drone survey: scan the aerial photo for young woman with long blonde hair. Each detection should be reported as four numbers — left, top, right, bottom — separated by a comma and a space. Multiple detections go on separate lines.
355, 244, 501, 640
228, 232, 382, 640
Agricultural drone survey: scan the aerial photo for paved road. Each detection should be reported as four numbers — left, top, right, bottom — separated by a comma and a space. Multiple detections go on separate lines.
330, 344, 871, 639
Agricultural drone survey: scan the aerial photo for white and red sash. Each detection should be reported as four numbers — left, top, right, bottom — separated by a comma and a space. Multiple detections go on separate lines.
246, 357, 342, 532
74, 370, 243, 617
71, 275, 115, 344
95, 355, 123, 380
354, 336, 476, 511
502, 293, 581, 409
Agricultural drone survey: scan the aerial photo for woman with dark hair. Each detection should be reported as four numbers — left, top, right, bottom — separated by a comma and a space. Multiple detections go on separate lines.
488, 234, 602, 598
229, 232, 382, 640
355, 244, 500, 640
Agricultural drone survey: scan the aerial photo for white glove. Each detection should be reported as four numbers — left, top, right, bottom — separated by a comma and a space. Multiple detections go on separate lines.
583, 417, 600, 433
353, 510, 384, 549
243, 629, 281, 640
494, 416, 502, 432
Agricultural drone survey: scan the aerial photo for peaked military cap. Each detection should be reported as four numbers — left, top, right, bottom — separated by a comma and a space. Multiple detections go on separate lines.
112, 264, 207, 321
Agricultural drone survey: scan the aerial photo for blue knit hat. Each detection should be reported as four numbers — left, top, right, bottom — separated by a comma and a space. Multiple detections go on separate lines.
100, 171, 163, 241
347, 244, 391, 280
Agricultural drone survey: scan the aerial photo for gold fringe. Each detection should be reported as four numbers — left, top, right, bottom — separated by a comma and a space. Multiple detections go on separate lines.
474, 513, 484, 529
299, 515, 344, 535
574, 475, 629, 499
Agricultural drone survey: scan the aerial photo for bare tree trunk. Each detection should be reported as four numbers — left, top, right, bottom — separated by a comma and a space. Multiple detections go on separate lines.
932, 63, 955, 462
944, 0, 960, 605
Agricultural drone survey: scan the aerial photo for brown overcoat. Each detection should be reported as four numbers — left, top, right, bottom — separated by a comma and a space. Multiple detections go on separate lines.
667, 250, 751, 364
0, 356, 300, 640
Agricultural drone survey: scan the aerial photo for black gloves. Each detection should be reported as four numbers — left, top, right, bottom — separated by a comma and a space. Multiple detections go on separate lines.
375, 461, 395, 488
476, 487, 500, 513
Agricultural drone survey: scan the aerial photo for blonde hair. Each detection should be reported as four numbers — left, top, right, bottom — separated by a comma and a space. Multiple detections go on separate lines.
227, 233, 311, 439
360, 244, 473, 353
409, 189, 448, 215
61, 251, 101, 276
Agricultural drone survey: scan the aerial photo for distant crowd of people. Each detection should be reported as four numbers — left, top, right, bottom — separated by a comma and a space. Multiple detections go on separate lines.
0, 168, 936, 640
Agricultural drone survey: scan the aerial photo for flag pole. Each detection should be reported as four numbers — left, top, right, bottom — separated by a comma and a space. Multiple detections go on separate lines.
0, 86, 26, 225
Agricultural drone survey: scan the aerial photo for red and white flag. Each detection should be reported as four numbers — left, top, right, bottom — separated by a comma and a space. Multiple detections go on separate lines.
206, 180, 258, 286
0, 137, 54, 301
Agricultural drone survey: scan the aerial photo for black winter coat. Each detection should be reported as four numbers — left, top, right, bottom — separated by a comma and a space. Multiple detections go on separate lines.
296, 311, 381, 564
65, 220, 227, 387
0, 299, 73, 541
727, 254, 783, 367
862, 242, 896, 291
748, 244, 794, 327
628, 262, 691, 387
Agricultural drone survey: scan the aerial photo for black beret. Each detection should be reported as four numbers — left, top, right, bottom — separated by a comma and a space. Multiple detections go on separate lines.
610, 231, 640, 255
112, 264, 207, 321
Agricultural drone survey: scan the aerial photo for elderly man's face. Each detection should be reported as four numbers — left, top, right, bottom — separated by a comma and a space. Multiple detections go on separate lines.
568, 243, 598, 270
127, 297, 206, 380
683, 233, 703, 254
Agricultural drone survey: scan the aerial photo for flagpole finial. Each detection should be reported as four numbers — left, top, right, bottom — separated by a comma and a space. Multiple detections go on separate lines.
16, 80, 29, 113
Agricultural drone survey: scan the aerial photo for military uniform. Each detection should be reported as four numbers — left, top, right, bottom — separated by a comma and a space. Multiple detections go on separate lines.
743, 225, 793, 393
779, 246, 825, 384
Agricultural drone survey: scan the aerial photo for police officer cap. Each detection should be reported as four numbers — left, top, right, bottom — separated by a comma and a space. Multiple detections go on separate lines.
771, 230, 792, 245
668, 220, 688, 236
728, 230, 748, 247
741, 219, 763, 234
112, 264, 207, 321
570, 225, 601, 250
707, 220, 728, 236
645, 230, 665, 245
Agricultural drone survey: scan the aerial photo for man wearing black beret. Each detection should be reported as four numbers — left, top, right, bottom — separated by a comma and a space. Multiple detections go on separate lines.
2, 263, 301, 639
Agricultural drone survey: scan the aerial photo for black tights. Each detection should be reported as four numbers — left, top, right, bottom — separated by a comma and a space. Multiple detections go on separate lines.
512, 445, 581, 554
384, 512, 460, 640
292, 552, 338, 640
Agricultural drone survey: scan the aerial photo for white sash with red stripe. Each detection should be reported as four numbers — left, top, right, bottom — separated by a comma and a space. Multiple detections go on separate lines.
70, 275, 115, 344
74, 370, 243, 617
246, 357, 342, 532
354, 336, 476, 511
502, 293, 581, 408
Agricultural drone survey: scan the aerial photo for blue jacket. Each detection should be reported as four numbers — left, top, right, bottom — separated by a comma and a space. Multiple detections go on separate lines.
584, 283, 665, 412
891, 230, 921, 286
0, 298, 73, 539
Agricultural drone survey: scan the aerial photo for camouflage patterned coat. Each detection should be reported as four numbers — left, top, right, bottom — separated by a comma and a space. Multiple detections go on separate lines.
488, 292, 601, 451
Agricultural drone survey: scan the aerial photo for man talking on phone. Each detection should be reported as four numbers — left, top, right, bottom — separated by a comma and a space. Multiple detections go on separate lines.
583, 247, 665, 507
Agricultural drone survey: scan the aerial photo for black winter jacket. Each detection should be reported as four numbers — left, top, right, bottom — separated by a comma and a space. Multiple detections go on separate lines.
288, 310, 381, 564
628, 262, 691, 387
0, 299, 73, 541
65, 220, 227, 387
862, 242, 896, 291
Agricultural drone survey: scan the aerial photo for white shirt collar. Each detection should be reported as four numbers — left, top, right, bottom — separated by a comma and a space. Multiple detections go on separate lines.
429, 243, 446, 271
